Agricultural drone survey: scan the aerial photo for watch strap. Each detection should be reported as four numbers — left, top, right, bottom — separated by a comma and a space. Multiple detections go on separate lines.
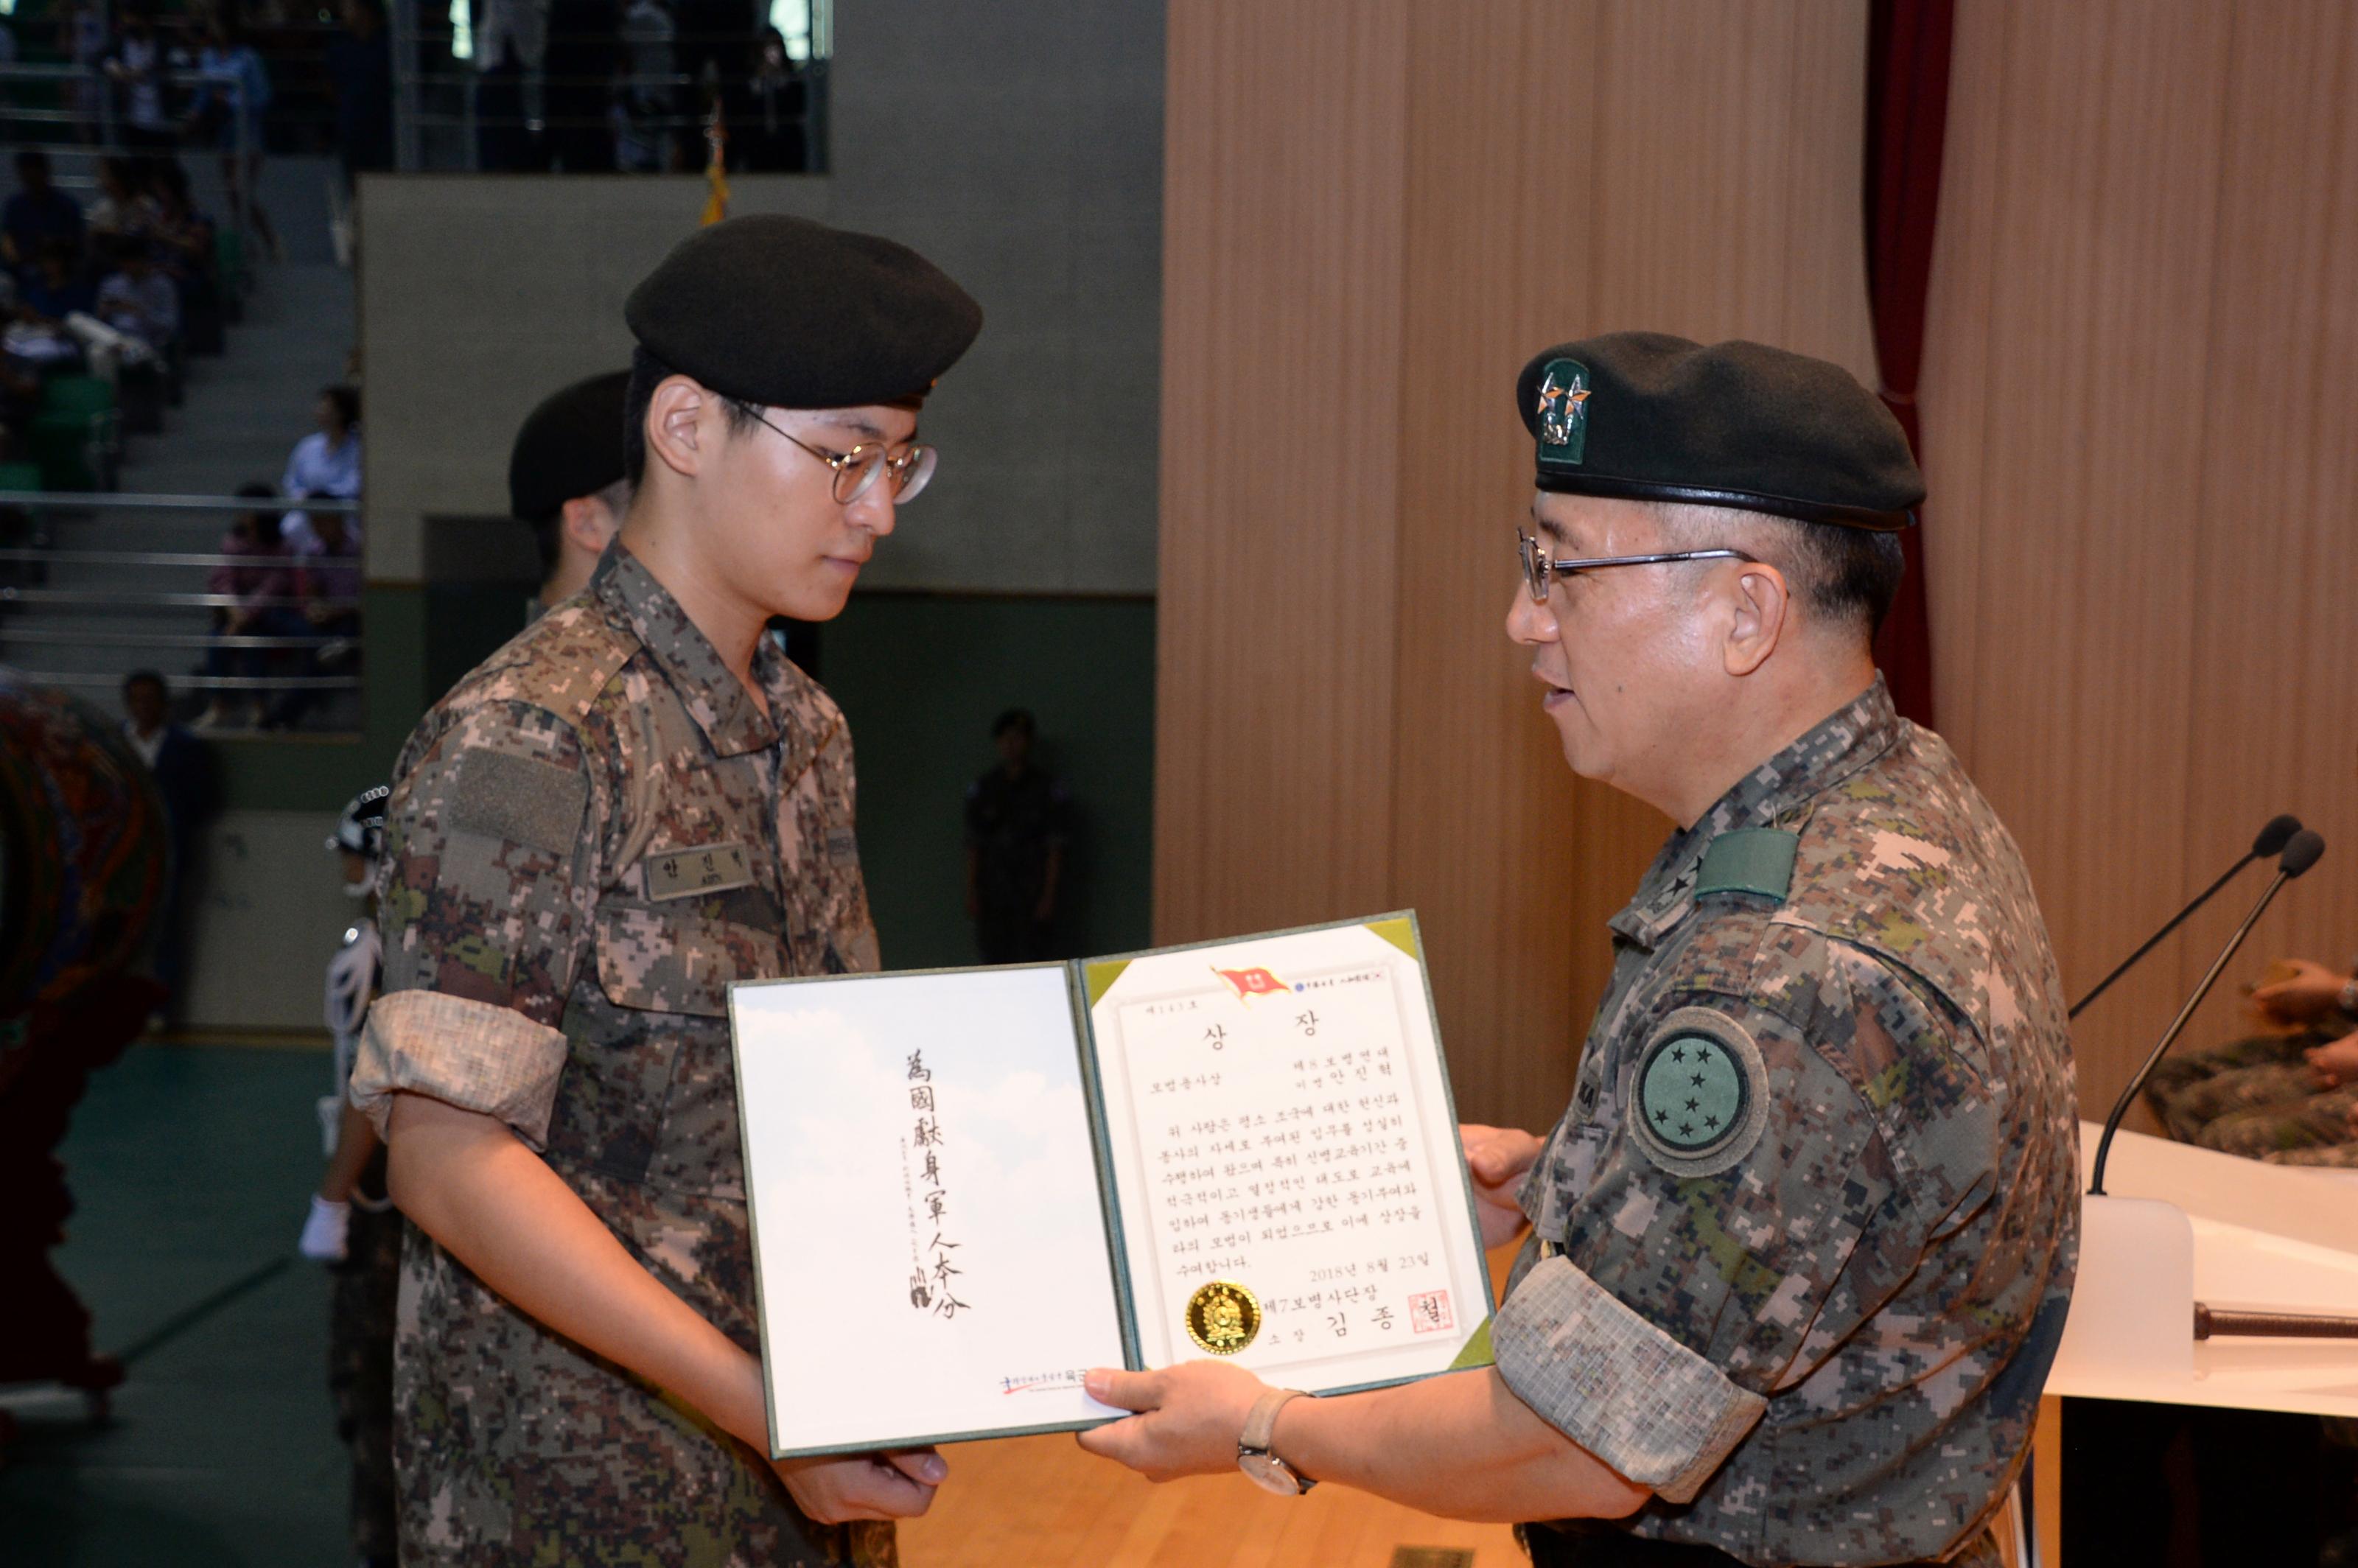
1240, 1387, 1306, 1453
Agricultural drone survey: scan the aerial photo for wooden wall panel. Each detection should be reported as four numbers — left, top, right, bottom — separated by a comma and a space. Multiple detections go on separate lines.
1162, 1, 1880, 1128
1153, 4, 1411, 939
1922, 0, 2358, 1121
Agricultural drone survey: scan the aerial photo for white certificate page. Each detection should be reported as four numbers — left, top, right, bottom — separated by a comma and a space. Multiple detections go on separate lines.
731, 965, 1127, 1457
1086, 919, 1491, 1393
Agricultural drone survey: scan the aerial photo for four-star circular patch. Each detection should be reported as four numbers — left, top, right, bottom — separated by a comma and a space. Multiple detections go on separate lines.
1626, 1007, 1769, 1177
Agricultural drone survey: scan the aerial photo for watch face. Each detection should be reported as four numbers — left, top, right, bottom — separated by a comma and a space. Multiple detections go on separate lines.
1239, 1451, 1301, 1496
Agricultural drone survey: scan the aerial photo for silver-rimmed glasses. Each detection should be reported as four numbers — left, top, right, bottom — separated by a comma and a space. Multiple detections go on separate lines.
752, 413, 939, 505
1517, 527, 1755, 603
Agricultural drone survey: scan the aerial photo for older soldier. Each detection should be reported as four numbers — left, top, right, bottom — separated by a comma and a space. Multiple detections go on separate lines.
509, 368, 632, 615
1079, 333, 2079, 1568
351, 215, 981, 1565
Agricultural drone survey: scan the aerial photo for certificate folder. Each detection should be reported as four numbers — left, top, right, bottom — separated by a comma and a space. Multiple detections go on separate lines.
728, 913, 1497, 1460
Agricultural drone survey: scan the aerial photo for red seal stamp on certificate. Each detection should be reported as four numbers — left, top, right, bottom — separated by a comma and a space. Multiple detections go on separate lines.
1409, 1289, 1452, 1334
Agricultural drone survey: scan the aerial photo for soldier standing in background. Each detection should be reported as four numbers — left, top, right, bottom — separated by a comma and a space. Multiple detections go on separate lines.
296, 785, 396, 1568
1076, 334, 2079, 1568
964, 707, 1069, 962
508, 368, 632, 617
349, 214, 980, 1565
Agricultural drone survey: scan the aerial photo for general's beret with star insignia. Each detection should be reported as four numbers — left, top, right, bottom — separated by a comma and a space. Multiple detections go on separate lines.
1515, 332, 1924, 531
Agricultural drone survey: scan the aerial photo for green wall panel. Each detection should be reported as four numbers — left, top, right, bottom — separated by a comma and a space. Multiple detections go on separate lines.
216, 585, 1158, 975
814, 593, 1155, 970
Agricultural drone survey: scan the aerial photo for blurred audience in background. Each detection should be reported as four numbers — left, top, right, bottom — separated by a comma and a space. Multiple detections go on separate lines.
198, 482, 296, 730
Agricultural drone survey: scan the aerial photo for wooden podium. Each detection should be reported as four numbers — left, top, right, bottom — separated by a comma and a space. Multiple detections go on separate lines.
2032, 1121, 2358, 1563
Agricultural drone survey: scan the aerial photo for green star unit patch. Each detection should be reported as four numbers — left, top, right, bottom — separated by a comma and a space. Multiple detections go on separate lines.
1626, 1006, 1769, 1178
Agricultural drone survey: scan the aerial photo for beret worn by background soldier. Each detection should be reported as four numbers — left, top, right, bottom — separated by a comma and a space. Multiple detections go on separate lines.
626, 213, 984, 410
1515, 332, 1924, 531
507, 369, 631, 522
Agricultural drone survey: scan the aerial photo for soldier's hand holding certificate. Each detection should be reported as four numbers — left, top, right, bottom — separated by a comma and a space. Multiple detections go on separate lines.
727, 914, 1495, 1458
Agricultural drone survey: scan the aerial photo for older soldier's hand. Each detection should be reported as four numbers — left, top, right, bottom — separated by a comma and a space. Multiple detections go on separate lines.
1076, 1361, 1267, 1482
772, 1449, 947, 1523
1460, 1122, 1543, 1248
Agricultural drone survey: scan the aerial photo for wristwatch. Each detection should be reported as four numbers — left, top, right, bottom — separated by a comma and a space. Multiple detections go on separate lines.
2338, 972, 2358, 1019
1237, 1387, 1316, 1495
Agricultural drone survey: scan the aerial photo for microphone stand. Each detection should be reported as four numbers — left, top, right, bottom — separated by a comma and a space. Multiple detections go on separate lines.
2088, 862, 2306, 1197
2069, 853, 2258, 1021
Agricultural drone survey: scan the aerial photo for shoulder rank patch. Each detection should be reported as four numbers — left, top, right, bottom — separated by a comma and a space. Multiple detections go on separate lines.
1626, 1007, 1770, 1178
1693, 827, 1798, 902
449, 749, 588, 855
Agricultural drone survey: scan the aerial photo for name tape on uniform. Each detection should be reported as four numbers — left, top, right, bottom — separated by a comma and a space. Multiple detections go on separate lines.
646, 842, 756, 901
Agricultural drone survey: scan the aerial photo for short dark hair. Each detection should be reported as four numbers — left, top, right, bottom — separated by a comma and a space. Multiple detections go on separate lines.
993, 708, 1035, 740
621, 344, 763, 486
528, 478, 630, 573
321, 385, 360, 430
122, 668, 167, 701
16, 149, 50, 179
1658, 503, 1904, 642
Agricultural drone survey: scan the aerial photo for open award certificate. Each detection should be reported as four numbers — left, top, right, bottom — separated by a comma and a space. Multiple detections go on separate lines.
727, 914, 1496, 1458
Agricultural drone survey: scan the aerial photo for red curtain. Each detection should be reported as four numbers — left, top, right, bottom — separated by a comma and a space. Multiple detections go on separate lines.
1864, 0, 1954, 729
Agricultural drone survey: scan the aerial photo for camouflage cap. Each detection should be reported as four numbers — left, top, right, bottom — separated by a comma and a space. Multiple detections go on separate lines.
1514, 332, 1924, 531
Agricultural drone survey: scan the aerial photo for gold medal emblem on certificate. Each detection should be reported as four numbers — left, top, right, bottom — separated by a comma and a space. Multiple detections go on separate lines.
1184, 1279, 1262, 1356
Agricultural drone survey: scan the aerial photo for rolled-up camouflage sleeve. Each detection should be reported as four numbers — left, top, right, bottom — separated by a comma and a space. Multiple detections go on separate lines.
1494, 944, 1993, 1503
350, 699, 599, 1147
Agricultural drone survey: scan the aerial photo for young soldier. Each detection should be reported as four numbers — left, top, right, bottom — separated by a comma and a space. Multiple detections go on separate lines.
508, 368, 632, 615
1079, 335, 2078, 1568
351, 215, 981, 1565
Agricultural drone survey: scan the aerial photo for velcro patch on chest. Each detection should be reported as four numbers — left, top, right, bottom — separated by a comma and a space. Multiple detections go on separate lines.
825, 826, 859, 867
645, 842, 756, 901
449, 749, 590, 855
1626, 1006, 1770, 1179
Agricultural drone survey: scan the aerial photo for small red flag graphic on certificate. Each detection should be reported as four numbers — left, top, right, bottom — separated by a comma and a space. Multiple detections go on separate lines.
1212, 965, 1291, 1001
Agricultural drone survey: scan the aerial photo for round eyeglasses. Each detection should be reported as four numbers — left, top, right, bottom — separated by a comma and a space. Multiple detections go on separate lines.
752, 412, 939, 505
1517, 527, 1756, 603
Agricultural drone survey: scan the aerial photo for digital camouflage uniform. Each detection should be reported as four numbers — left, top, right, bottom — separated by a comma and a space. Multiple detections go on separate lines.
351, 544, 893, 1568
2144, 1026, 2358, 1166
1498, 678, 2078, 1568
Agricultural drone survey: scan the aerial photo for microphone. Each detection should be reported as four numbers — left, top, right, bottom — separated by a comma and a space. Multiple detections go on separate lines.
2069, 813, 2304, 1020
2088, 829, 2326, 1197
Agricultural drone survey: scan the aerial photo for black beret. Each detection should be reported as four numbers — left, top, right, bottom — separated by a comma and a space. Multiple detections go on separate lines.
625, 214, 982, 410
508, 369, 630, 522
1514, 332, 1923, 531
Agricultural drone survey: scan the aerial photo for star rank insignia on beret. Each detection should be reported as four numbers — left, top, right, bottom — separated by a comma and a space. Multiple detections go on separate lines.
1627, 1007, 1770, 1178
1533, 358, 1591, 466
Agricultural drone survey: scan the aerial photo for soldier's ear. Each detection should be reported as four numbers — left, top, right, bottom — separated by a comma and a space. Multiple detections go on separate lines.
643, 375, 712, 481
1721, 561, 1789, 679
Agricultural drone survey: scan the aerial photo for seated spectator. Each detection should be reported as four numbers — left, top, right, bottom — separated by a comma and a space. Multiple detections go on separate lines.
145, 160, 218, 287
94, 236, 179, 351
4, 237, 94, 367
84, 158, 155, 242
271, 504, 363, 729
4, 150, 85, 274
2147, 956, 2358, 1164
280, 384, 363, 542
198, 483, 301, 729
